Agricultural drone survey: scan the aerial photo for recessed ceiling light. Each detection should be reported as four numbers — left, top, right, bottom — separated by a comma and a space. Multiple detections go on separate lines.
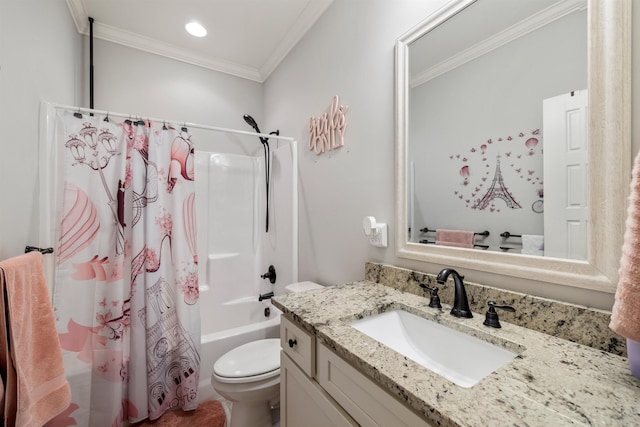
185, 21, 207, 37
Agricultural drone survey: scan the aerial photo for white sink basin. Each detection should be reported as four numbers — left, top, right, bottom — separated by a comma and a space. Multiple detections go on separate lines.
350, 309, 517, 388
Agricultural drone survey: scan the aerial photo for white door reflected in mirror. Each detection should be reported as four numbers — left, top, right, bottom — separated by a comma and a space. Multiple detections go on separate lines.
543, 90, 588, 260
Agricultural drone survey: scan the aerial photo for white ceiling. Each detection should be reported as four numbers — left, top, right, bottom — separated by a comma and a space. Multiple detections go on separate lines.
66, 0, 334, 82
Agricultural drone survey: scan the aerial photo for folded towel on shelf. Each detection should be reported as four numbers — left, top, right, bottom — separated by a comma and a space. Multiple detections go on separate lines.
610, 151, 640, 343
435, 229, 474, 249
0, 252, 71, 427
521, 235, 544, 256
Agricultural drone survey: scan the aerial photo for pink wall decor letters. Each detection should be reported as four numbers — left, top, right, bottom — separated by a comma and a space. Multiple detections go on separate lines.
308, 95, 348, 155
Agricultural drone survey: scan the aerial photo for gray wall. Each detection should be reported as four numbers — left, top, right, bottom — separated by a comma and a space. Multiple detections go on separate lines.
87, 39, 264, 131
2, 0, 640, 310
410, 10, 587, 250
0, 0, 81, 261
0, 0, 264, 262
264, 0, 451, 288
264, 0, 640, 310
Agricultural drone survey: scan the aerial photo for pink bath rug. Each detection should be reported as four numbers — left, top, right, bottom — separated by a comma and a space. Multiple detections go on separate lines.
136, 400, 226, 427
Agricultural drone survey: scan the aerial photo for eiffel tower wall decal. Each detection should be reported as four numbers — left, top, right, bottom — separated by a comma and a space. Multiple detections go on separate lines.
473, 156, 522, 210
446, 129, 543, 213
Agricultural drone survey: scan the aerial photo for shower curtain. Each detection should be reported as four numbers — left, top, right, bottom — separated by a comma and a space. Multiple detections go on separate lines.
50, 111, 200, 426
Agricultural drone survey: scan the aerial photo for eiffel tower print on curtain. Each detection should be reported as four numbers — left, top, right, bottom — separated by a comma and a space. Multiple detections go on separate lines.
473, 155, 521, 210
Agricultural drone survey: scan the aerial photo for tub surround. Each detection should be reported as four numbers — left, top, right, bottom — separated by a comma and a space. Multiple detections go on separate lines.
365, 262, 626, 356
272, 281, 640, 426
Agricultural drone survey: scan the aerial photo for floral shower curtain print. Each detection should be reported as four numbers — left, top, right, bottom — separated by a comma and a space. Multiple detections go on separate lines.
50, 111, 200, 426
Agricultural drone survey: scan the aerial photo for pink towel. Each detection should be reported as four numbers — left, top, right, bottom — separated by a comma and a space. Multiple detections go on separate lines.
610, 150, 640, 342
435, 229, 474, 249
0, 252, 71, 427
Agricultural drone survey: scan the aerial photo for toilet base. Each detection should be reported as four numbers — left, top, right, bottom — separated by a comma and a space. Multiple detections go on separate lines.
229, 400, 273, 427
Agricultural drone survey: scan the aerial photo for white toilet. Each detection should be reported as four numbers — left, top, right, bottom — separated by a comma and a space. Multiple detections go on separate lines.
211, 281, 324, 427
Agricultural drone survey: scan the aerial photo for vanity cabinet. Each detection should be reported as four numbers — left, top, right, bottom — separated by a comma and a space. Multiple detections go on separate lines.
280, 317, 356, 426
280, 316, 433, 427
281, 351, 356, 426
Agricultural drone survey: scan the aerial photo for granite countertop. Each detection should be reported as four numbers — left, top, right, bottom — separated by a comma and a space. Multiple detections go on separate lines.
272, 281, 640, 427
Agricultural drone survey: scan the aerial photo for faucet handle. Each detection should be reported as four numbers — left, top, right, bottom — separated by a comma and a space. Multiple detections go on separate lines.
419, 283, 442, 309
483, 301, 515, 328
428, 287, 442, 309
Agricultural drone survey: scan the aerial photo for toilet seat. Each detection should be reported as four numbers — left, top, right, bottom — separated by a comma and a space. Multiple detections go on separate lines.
213, 338, 280, 384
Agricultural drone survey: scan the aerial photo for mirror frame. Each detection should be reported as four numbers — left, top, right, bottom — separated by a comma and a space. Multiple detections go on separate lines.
395, 0, 631, 292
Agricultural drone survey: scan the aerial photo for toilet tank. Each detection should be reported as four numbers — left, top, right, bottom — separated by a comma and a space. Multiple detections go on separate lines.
285, 281, 324, 293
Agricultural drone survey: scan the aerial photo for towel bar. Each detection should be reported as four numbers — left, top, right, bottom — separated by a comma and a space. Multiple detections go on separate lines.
423, 228, 489, 237
500, 232, 522, 239
25, 246, 54, 254
421, 240, 489, 250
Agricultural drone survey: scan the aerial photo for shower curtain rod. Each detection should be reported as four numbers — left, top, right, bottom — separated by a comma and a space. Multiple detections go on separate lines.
49, 103, 295, 142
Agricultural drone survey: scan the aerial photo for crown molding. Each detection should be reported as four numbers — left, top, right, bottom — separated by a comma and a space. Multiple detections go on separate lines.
95, 22, 263, 82
66, 0, 88, 33
65, 0, 333, 83
259, 0, 334, 81
410, 0, 587, 88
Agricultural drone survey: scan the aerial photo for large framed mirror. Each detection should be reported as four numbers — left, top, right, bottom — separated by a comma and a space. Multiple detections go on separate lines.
395, 0, 630, 292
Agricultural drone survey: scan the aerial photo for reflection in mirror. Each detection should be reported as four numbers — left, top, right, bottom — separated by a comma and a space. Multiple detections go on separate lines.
395, 0, 630, 292
408, 0, 587, 259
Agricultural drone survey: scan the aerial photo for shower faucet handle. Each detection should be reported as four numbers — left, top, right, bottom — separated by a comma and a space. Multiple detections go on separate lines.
261, 265, 277, 284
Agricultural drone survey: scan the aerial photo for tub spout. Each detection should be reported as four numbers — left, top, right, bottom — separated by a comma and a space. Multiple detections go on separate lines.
258, 291, 274, 301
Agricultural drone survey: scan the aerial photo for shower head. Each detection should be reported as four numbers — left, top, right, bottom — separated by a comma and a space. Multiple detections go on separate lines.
243, 114, 262, 134
243, 113, 272, 232
243, 114, 270, 146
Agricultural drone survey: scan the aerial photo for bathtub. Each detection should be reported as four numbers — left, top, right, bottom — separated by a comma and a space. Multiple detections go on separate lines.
198, 296, 281, 402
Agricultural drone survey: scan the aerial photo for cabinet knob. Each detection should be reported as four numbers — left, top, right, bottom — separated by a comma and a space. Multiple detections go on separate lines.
288, 338, 297, 348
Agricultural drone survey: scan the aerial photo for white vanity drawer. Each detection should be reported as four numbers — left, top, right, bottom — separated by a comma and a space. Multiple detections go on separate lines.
317, 342, 434, 427
281, 316, 315, 377
281, 351, 357, 427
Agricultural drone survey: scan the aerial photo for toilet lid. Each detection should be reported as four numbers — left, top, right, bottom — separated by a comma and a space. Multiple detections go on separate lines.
214, 338, 280, 378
